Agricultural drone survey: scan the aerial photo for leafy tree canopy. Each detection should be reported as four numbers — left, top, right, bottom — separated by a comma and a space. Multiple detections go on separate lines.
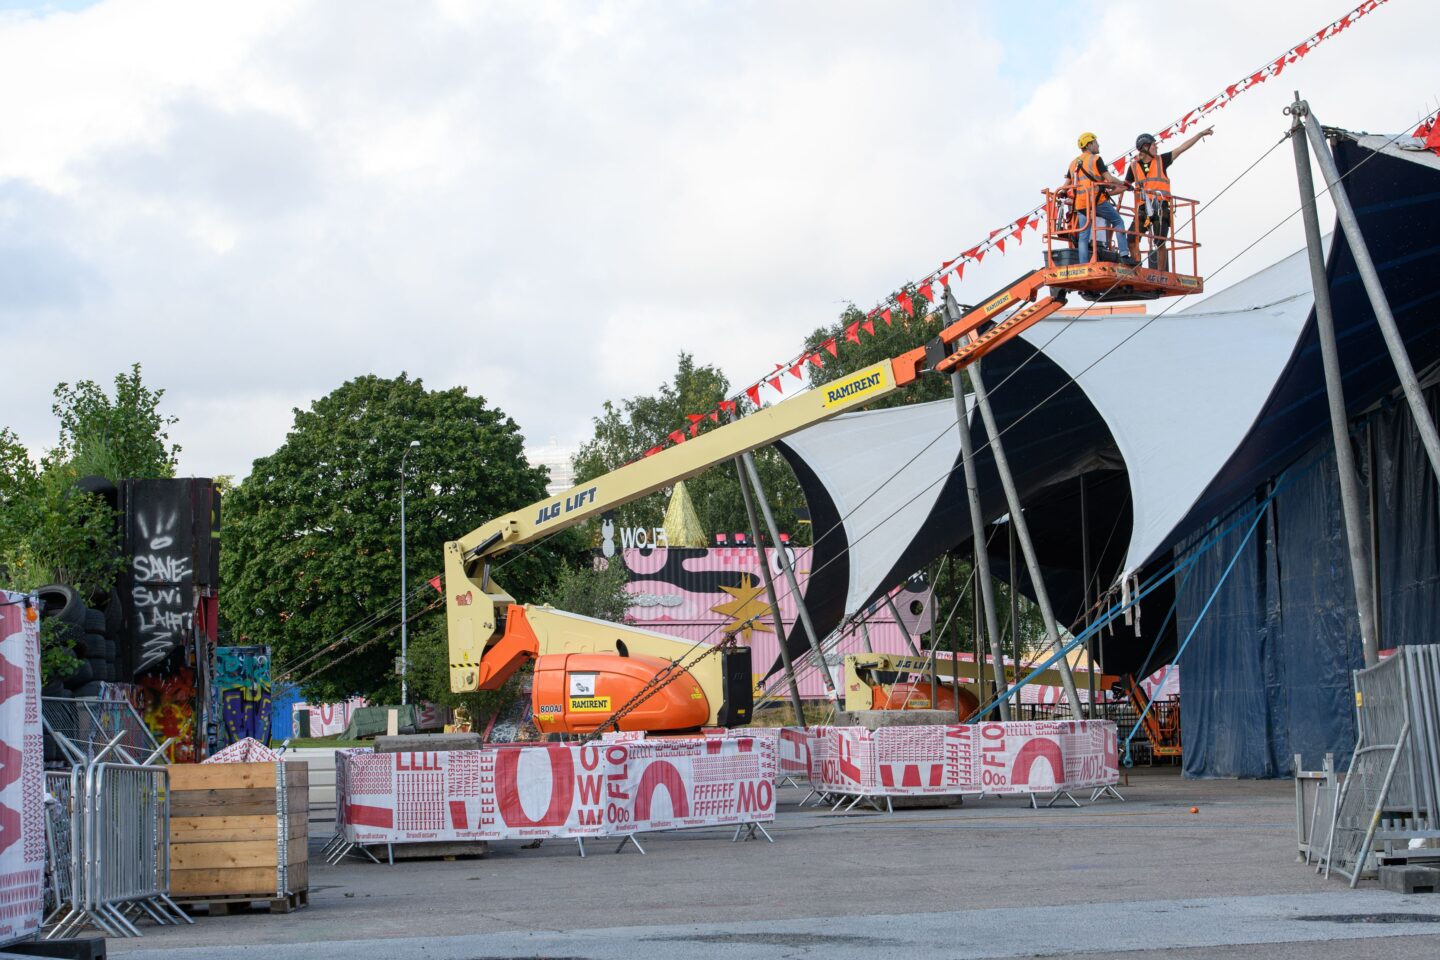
802, 289, 961, 408
2, 363, 177, 680
573, 353, 808, 545
226, 373, 586, 702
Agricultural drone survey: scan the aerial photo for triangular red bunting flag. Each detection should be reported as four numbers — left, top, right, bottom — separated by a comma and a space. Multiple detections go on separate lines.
867, 307, 879, 318
989, 228, 1003, 239
788, 360, 805, 379
667, 430, 685, 445
1011, 224, 1025, 242
708, 411, 720, 422
687, 413, 704, 425
808, 352, 824, 368
1028, 217, 1041, 231
429, 575, 443, 593
1159, 127, 1175, 140
822, 337, 838, 357
1112, 156, 1127, 176
845, 323, 860, 344
995, 238, 1006, 254
941, 258, 956, 271
719, 399, 737, 414
861, 318, 874, 335
745, 385, 762, 406
768, 375, 783, 392
644, 445, 663, 458
939, 273, 951, 288
918, 282, 933, 302
689, 422, 701, 437
881, 308, 892, 325
974, 248, 985, 263
896, 291, 914, 314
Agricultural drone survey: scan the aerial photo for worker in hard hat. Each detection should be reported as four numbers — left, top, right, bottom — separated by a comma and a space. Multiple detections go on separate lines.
1070, 132, 1135, 265
1127, 126, 1214, 269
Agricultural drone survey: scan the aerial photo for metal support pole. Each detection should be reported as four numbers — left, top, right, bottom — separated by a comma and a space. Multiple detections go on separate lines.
883, 592, 921, 657
1303, 103, 1440, 488
735, 458, 807, 727
741, 452, 836, 696
949, 366, 1011, 720
400, 440, 419, 705
968, 360, 1084, 714
1009, 518, 1020, 676
1288, 95, 1380, 666
858, 611, 875, 653
1081, 474, 1095, 718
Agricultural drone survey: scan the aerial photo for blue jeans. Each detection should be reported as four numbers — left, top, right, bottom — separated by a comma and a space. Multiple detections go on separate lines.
1078, 201, 1129, 262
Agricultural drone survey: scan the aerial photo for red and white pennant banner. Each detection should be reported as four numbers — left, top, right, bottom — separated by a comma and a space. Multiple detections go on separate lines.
640, 0, 1390, 460
336, 736, 777, 846
793, 721, 1118, 797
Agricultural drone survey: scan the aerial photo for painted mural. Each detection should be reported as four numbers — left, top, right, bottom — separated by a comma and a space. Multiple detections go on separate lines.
212, 645, 272, 748
132, 657, 197, 763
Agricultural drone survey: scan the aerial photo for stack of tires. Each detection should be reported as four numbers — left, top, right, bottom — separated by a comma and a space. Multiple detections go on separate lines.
37, 584, 123, 700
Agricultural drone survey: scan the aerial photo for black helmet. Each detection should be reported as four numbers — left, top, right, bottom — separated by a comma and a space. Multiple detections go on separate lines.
1136, 133, 1157, 150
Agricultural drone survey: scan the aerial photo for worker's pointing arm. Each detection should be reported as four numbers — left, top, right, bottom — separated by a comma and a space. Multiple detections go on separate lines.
1170, 126, 1214, 161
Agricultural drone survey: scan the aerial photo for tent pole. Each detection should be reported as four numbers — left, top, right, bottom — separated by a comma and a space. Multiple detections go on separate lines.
945, 306, 1011, 716
1010, 516, 1020, 691
1081, 473, 1095, 718
1288, 94, 1380, 667
741, 452, 837, 698
734, 457, 807, 727
1302, 103, 1440, 490
857, 610, 875, 653
967, 359, 1085, 715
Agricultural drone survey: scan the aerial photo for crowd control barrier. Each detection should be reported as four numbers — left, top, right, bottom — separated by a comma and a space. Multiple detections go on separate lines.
785, 721, 1121, 809
44, 742, 192, 939
330, 736, 777, 860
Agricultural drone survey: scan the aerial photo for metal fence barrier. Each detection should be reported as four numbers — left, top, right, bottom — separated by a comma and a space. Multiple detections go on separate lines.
43, 733, 193, 939
1320, 644, 1440, 885
43, 697, 168, 767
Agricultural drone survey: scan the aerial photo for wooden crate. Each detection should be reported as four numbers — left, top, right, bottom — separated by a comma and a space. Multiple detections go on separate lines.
168, 761, 309, 906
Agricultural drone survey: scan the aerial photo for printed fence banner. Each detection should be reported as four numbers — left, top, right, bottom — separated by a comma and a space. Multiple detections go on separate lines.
0, 591, 44, 945
292, 697, 367, 738
805, 721, 1118, 797
204, 737, 281, 764
336, 736, 776, 846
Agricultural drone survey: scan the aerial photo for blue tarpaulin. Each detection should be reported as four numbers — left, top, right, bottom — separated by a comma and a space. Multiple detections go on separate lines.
1180, 387, 1440, 777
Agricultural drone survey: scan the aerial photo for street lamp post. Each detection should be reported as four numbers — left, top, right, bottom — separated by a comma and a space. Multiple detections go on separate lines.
400, 440, 420, 705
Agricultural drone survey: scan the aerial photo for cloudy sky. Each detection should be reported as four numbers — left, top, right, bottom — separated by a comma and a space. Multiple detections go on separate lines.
1, 0, 1434, 480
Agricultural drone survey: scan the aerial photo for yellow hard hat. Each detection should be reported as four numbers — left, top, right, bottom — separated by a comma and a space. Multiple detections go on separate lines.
1077, 131, 1097, 149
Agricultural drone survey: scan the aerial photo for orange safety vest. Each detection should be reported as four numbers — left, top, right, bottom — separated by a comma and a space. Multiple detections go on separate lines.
1132, 151, 1170, 199
1068, 152, 1107, 211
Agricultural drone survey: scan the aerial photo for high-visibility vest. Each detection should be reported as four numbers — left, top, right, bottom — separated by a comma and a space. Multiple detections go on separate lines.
1069, 153, 1107, 211
1132, 151, 1170, 200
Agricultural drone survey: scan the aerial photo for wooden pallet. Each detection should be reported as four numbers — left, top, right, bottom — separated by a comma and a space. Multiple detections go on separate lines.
181, 888, 310, 916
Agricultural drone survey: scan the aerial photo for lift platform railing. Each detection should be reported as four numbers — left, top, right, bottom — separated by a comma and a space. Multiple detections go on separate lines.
1041, 185, 1202, 297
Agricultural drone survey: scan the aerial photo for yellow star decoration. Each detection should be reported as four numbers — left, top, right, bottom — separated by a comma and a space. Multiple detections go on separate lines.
710, 574, 775, 642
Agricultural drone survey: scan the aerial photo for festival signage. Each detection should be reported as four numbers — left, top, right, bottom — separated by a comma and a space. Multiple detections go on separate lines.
802, 721, 1119, 797
0, 591, 44, 945
336, 736, 776, 846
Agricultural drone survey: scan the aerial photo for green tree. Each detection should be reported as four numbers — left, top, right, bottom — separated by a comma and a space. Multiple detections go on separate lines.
2, 363, 179, 681
572, 353, 808, 545
226, 373, 586, 703
51, 363, 180, 482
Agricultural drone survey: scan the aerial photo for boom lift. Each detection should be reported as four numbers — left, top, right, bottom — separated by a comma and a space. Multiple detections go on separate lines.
444, 185, 1203, 736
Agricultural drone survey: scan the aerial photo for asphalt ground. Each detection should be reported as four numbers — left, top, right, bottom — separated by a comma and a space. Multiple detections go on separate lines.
108, 767, 1440, 959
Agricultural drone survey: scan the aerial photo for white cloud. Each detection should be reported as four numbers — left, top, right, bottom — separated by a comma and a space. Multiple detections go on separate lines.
0, 0, 1434, 482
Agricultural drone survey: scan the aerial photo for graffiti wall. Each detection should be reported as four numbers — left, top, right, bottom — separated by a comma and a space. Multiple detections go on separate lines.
133, 659, 198, 763
616, 546, 934, 698
212, 646, 272, 748
118, 479, 220, 760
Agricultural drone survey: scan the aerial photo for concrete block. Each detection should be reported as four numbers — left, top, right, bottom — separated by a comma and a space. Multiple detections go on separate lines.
1379, 863, 1440, 894
385, 841, 490, 861
373, 733, 484, 754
